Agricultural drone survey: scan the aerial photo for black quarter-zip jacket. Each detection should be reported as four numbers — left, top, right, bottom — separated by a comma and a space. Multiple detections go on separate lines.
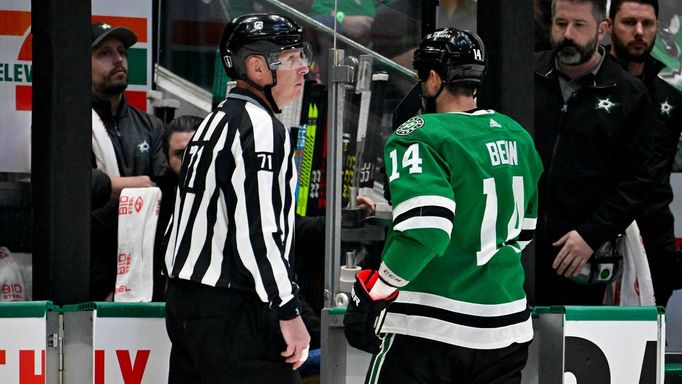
534, 49, 655, 253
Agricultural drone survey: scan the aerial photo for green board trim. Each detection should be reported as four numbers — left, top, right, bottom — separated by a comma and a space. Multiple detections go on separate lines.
666, 363, 682, 382
0, 301, 54, 318
533, 306, 661, 321
328, 307, 347, 316
61, 302, 165, 318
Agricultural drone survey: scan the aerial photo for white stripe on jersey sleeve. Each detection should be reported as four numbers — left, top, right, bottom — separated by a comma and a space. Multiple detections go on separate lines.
281, 127, 296, 269
199, 125, 231, 285
521, 217, 537, 230
247, 103, 295, 306
179, 121, 230, 283
393, 216, 453, 236
392, 195, 456, 219
191, 112, 213, 140
232, 130, 270, 301
165, 186, 185, 273
202, 112, 224, 142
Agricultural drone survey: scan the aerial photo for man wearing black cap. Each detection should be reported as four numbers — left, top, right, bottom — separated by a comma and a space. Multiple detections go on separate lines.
90, 22, 167, 300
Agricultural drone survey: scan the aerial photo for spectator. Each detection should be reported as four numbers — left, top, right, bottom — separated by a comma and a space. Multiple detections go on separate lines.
607, 0, 682, 306
90, 22, 167, 301
152, 115, 203, 301
344, 28, 543, 383
164, 14, 312, 382
534, 0, 654, 306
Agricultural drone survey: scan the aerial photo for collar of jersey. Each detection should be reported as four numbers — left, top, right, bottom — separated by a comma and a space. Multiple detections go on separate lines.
447, 109, 494, 116
227, 87, 273, 115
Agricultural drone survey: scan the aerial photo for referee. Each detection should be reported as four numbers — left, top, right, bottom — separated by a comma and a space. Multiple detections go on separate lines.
164, 14, 312, 383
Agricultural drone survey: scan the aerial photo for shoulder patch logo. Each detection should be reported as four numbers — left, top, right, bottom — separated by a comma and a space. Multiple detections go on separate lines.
137, 140, 150, 153
489, 118, 502, 128
660, 99, 674, 117
595, 96, 620, 113
396, 117, 424, 136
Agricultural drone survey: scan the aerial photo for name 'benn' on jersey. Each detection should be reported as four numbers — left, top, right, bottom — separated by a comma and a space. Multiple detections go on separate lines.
486, 140, 518, 166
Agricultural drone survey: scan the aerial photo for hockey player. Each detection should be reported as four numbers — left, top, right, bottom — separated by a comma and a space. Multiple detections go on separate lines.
164, 14, 313, 382
344, 28, 544, 383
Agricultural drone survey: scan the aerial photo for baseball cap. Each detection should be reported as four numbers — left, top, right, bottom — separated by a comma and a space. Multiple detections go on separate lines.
91, 22, 137, 49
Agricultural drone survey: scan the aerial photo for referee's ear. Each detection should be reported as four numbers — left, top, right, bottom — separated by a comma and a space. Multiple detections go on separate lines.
245, 55, 271, 86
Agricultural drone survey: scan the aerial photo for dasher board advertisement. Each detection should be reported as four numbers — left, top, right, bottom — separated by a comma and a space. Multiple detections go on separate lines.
93, 316, 171, 384
563, 313, 665, 384
0, 0, 153, 173
0, 317, 48, 383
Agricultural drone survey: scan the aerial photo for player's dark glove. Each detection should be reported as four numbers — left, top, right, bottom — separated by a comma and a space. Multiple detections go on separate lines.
343, 270, 398, 354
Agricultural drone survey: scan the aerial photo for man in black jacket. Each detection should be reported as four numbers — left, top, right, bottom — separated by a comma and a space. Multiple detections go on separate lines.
534, 0, 654, 305
90, 22, 167, 300
607, 0, 682, 307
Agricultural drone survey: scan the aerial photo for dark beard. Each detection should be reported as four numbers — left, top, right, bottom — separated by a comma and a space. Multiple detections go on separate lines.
612, 34, 655, 64
552, 34, 598, 66
103, 82, 128, 96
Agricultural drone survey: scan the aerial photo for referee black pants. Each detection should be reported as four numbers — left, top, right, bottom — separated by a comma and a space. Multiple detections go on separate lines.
165, 278, 301, 384
365, 334, 530, 384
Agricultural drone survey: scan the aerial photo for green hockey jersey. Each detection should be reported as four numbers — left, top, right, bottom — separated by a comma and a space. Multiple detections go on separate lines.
379, 109, 543, 349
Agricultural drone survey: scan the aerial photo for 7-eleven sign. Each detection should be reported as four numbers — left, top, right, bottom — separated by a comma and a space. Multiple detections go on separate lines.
0, 0, 153, 173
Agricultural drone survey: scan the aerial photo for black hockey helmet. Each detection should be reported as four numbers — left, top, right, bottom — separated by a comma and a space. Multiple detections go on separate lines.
219, 13, 312, 81
413, 28, 487, 89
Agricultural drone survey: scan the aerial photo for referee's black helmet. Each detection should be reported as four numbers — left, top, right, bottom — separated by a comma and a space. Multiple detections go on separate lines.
219, 13, 312, 80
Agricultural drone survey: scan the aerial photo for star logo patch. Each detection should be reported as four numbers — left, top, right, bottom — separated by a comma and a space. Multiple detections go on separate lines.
595, 97, 619, 113
137, 140, 150, 153
660, 100, 674, 117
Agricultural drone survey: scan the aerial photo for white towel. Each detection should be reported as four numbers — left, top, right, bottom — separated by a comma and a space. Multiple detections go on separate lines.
114, 187, 162, 302
92, 109, 120, 177
0, 246, 26, 302
617, 221, 656, 306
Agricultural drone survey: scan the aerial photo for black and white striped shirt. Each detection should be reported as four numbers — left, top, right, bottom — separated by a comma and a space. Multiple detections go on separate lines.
165, 88, 300, 320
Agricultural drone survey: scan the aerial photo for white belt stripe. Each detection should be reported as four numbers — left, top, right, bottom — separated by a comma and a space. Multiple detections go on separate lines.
394, 291, 528, 317
382, 313, 533, 350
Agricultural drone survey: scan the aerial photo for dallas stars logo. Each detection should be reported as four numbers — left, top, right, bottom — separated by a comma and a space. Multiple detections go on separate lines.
396, 117, 424, 136
137, 140, 150, 153
595, 96, 619, 113
660, 100, 674, 117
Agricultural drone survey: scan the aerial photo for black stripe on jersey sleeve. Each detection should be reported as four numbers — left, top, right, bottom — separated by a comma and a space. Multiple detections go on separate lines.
281, 131, 295, 264
270, 129, 285, 257
518, 229, 534, 242
393, 206, 455, 226
190, 189, 221, 281
239, 114, 285, 306
171, 110, 233, 279
389, 302, 531, 328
